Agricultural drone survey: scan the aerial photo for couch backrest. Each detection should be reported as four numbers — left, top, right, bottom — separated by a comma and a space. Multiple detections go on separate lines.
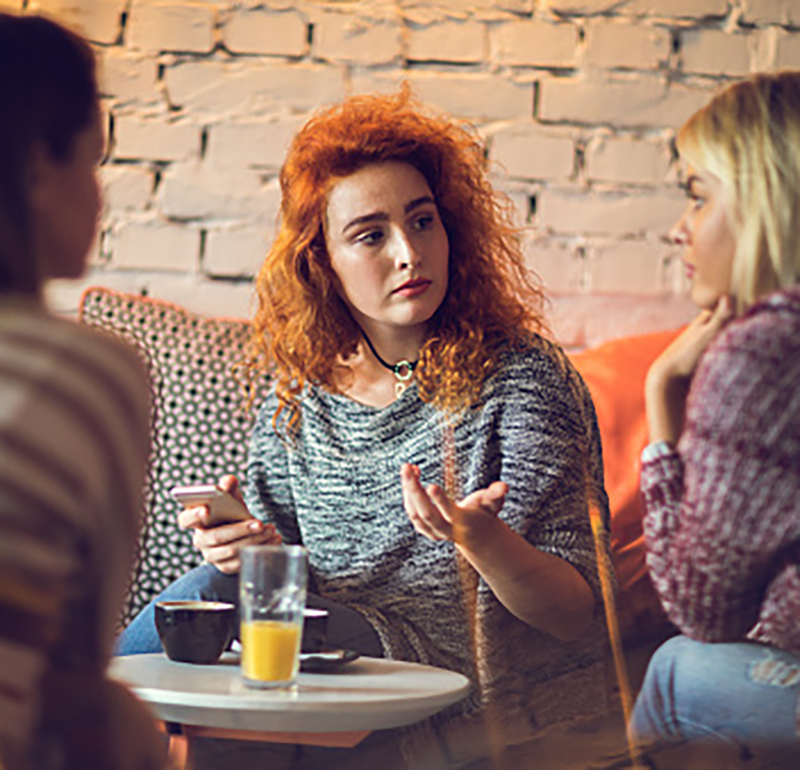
81, 285, 681, 642
80, 286, 269, 625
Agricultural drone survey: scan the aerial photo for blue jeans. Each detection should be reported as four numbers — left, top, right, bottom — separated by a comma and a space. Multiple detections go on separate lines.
116, 562, 383, 658
631, 635, 800, 759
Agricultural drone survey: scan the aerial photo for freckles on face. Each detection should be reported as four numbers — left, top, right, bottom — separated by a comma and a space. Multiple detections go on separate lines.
323, 161, 450, 335
671, 163, 737, 310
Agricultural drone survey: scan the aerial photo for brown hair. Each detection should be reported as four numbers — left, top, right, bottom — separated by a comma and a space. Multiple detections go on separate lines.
248, 89, 546, 429
0, 12, 99, 294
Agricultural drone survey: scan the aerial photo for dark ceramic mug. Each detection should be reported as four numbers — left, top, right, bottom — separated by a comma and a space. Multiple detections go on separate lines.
301, 608, 329, 653
155, 600, 236, 664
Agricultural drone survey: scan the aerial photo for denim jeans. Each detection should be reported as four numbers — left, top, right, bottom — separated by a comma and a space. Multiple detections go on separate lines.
115, 562, 383, 658
631, 635, 800, 760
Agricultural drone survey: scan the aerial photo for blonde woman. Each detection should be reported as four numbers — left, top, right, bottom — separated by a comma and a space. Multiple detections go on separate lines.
631, 72, 800, 760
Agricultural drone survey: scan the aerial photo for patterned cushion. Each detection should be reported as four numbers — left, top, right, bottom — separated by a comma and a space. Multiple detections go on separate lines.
79, 287, 269, 625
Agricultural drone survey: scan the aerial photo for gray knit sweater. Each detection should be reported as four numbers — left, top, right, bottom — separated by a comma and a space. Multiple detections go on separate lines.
245, 334, 611, 746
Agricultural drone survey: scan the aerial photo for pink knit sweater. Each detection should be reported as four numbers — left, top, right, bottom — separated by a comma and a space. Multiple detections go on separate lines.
640, 288, 800, 657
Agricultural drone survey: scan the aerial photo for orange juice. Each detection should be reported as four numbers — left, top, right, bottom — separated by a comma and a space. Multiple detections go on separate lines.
240, 620, 301, 684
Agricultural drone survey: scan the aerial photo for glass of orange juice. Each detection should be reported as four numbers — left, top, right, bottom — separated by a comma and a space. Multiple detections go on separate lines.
239, 545, 308, 689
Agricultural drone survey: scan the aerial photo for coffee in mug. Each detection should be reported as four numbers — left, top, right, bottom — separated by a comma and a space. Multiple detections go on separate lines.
155, 600, 235, 664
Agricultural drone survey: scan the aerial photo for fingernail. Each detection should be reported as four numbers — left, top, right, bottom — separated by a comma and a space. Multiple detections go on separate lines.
249, 520, 262, 532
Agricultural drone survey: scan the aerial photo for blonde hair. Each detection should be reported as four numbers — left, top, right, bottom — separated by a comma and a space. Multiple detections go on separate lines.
677, 71, 800, 313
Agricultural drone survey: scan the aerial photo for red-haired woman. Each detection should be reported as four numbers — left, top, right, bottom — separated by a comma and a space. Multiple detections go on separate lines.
120, 91, 610, 762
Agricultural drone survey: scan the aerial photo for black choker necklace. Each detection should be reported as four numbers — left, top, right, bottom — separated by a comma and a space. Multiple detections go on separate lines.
361, 332, 418, 397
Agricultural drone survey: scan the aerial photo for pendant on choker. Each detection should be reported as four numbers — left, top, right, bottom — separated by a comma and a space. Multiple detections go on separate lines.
392, 360, 415, 397
361, 331, 418, 398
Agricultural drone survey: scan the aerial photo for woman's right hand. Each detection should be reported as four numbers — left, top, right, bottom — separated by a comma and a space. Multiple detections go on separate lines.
177, 474, 281, 574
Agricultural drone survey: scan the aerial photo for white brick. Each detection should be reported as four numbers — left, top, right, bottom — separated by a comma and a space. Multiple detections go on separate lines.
495, 0, 535, 12
46, 268, 133, 319
680, 30, 752, 77
314, 12, 401, 65
98, 49, 160, 104
548, 293, 696, 349
165, 60, 345, 116
618, 0, 728, 17
205, 118, 303, 170
85, 229, 103, 267
399, 0, 498, 11
491, 21, 578, 68
113, 115, 200, 162
497, 188, 534, 228
224, 8, 307, 57
142, 276, 256, 319
101, 165, 154, 212
352, 71, 532, 122
742, 0, 800, 25
111, 221, 200, 271
541, 0, 619, 13
585, 138, 671, 185
127, 1, 215, 54
406, 20, 486, 64
158, 162, 280, 221
522, 237, 583, 294
539, 76, 710, 128
47, 271, 255, 320
204, 228, 269, 277
491, 125, 574, 180
774, 34, 800, 69
664, 245, 692, 295
28, 0, 125, 44
586, 240, 669, 294
147, 273, 256, 319
537, 189, 686, 235
584, 23, 671, 70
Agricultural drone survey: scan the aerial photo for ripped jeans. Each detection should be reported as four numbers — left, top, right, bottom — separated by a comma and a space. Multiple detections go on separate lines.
631, 635, 800, 758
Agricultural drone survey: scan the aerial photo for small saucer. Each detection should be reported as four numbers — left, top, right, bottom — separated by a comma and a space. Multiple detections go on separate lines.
300, 649, 360, 673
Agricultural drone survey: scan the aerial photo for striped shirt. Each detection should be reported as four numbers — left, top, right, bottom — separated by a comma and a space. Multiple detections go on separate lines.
0, 296, 152, 767
245, 333, 611, 747
641, 288, 800, 656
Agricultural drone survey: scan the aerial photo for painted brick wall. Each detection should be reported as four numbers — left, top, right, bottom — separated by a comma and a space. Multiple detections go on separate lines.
24, 0, 800, 347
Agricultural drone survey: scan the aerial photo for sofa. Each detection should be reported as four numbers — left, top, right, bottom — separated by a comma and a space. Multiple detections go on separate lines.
79, 285, 680, 645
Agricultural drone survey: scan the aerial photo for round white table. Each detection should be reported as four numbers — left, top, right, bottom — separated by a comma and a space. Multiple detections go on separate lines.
111, 652, 471, 740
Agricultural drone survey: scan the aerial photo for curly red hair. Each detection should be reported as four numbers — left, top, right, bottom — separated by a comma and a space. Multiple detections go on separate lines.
247, 89, 546, 429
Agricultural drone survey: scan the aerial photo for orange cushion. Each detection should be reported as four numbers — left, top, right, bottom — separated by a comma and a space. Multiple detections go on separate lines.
568, 328, 683, 638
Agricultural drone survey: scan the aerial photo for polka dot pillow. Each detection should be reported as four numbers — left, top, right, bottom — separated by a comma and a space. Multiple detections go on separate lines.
79, 286, 269, 626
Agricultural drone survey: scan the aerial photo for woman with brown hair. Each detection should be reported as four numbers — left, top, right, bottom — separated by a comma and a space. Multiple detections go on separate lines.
0, 11, 165, 770
121, 90, 610, 763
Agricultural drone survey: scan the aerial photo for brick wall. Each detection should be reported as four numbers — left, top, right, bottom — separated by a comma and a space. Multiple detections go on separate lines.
22, 0, 800, 347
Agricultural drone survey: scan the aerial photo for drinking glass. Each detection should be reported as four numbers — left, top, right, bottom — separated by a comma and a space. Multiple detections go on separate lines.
239, 545, 308, 689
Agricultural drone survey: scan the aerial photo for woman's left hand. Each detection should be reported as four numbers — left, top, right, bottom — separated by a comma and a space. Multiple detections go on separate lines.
400, 463, 507, 546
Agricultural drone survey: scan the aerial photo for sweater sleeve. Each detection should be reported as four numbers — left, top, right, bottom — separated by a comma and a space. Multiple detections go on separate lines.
640, 312, 800, 644
492, 343, 610, 606
244, 393, 302, 546
0, 316, 152, 760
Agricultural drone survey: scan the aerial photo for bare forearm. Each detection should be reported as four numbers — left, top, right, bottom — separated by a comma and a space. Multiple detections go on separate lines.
456, 517, 595, 641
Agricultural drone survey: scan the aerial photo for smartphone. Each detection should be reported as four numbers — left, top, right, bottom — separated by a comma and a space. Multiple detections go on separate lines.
169, 483, 251, 526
